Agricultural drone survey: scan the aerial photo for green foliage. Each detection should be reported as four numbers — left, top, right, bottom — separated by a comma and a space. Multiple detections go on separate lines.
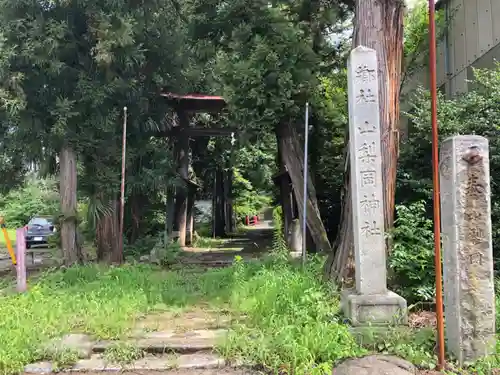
234, 135, 277, 194
124, 234, 182, 265
401, 64, 500, 259
103, 342, 143, 365
0, 263, 238, 374
123, 235, 159, 259
2, 258, 500, 373
0, 176, 59, 228
402, 0, 445, 91
222, 257, 364, 374
233, 169, 271, 222
0, 0, 187, 252
192, 236, 230, 249
388, 202, 435, 303
271, 205, 288, 259
355, 326, 437, 369
310, 71, 348, 238
43, 349, 80, 372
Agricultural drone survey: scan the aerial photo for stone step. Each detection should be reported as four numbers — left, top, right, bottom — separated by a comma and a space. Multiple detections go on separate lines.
93, 329, 227, 354
24, 353, 227, 374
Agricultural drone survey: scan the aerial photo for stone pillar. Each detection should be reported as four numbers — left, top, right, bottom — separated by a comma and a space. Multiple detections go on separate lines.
175, 112, 190, 247
224, 169, 234, 233
213, 169, 226, 237
288, 219, 302, 258
439, 135, 496, 365
185, 190, 195, 246
340, 46, 407, 326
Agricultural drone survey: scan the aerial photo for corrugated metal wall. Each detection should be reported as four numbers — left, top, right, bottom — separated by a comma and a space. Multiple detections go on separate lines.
439, 0, 500, 95
400, 0, 500, 134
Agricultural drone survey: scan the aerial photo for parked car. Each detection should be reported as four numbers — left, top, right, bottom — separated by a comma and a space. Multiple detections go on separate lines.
24, 216, 55, 249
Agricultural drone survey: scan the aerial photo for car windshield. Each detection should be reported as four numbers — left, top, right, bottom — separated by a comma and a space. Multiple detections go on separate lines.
29, 218, 52, 226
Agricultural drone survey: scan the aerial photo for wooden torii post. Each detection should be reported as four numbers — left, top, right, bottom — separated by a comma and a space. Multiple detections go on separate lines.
159, 92, 237, 246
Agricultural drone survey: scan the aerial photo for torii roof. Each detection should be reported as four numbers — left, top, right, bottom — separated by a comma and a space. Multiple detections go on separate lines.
161, 92, 227, 113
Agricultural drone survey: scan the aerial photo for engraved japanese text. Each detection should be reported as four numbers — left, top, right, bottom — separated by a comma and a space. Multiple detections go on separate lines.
361, 221, 382, 238
358, 141, 377, 164
357, 121, 376, 135
360, 170, 376, 187
360, 194, 380, 214
356, 89, 376, 104
355, 64, 376, 84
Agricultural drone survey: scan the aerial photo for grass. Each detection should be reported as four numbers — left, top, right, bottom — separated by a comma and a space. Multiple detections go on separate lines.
0, 228, 16, 248
1, 256, 500, 375
221, 256, 364, 374
0, 263, 236, 374
192, 235, 231, 249
103, 342, 144, 365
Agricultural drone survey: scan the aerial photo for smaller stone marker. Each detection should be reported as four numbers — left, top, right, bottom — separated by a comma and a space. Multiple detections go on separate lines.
16, 228, 27, 292
340, 45, 406, 326
440, 135, 496, 364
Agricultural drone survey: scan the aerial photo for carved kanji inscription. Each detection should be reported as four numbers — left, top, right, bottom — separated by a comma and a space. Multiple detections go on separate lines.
356, 89, 376, 104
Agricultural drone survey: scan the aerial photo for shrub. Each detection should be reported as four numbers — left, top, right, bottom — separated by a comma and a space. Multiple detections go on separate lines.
400, 63, 500, 260
233, 169, 271, 222
388, 201, 435, 303
0, 177, 59, 228
223, 257, 364, 374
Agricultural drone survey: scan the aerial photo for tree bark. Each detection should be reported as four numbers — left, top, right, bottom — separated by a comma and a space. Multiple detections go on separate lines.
96, 199, 121, 263
276, 122, 331, 253
324, 0, 404, 282
276, 141, 293, 244
59, 144, 83, 265
166, 185, 175, 237
128, 193, 146, 244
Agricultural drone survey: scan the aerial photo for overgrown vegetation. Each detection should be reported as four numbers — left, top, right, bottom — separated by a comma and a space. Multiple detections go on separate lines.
390, 64, 500, 302
233, 170, 272, 223
1, 257, 500, 374
388, 201, 435, 303
222, 256, 363, 374
0, 177, 59, 228
0, 0, 499, 372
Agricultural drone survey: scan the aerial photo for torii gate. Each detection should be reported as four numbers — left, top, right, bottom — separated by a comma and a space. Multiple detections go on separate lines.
159, 92, 237, 246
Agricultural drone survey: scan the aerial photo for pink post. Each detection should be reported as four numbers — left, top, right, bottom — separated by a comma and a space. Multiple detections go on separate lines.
15, 228, 27, 292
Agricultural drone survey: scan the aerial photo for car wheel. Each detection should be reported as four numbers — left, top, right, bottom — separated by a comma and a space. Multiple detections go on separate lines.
26, 244, 31, 249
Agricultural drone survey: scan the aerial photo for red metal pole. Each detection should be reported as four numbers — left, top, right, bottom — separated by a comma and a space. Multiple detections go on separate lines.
119, 106, 128, 260
428, 0, 446, 370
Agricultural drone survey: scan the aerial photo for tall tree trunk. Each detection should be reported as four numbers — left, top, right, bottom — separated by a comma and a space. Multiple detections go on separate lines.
276, 122, 331, 253
60, 144, 83, 265
96, 199, 121, 263
324, 0, 404, 282
128, 193, 146, 244
276, 140, 293, 244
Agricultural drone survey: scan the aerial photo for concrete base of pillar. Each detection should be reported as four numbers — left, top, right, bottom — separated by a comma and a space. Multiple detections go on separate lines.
341, 289, 408, 326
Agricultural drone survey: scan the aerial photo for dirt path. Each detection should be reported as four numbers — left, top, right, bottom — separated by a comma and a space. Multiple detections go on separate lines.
173, 221, 274, 268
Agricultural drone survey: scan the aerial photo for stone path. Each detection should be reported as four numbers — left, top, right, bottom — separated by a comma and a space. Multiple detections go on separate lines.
22, 223, 275, 374
172, 221, 274, 269
24, 309, 246, 374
